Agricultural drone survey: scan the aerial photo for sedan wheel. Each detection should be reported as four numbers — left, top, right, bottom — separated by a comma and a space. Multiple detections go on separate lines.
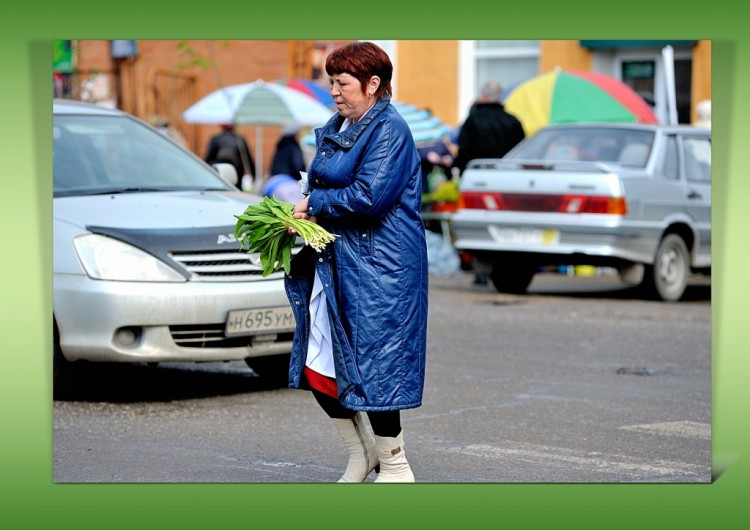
490, 260, 536, 295
643, 234, 689, 301
53, 319, 76, 400
245, 354, 291, 385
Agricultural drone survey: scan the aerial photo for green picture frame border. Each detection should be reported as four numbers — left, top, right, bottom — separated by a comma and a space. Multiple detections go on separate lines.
2, 1, 744, 528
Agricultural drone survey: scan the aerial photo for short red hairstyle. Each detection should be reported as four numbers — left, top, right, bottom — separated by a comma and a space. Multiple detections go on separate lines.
325, 41, 393, 99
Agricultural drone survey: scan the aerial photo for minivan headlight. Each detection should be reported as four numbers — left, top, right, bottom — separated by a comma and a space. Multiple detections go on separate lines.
73, 234, 185, 282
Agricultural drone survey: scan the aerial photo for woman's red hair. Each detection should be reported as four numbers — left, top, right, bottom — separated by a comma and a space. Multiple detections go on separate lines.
325, 41, 393, 99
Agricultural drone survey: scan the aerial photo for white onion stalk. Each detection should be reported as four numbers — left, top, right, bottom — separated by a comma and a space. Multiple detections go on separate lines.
234, 196, 338, 276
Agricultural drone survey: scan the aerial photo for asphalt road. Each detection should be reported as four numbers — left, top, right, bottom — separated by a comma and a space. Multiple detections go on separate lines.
53, 271, 711, 483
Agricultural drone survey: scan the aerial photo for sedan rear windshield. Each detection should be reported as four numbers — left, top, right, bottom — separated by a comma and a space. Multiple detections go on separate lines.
507, 127, 656, 167
53, 115, 232, 197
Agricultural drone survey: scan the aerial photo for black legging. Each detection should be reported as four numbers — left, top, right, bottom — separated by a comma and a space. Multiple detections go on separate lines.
312, 389, 402, 438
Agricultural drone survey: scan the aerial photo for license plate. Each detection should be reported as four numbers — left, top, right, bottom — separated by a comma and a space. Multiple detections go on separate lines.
488, 226, 560, 245
225, 306, 296, 337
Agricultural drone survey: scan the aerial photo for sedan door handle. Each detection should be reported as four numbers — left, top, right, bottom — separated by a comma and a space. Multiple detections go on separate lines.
687, 190, 702, 199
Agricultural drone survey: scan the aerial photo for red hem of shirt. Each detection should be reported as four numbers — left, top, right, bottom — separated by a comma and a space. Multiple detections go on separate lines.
304, 366, 338, 399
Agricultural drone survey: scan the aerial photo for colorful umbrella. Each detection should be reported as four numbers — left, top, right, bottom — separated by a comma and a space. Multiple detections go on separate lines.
504, 69, 659, 136
276, 78, 335, 108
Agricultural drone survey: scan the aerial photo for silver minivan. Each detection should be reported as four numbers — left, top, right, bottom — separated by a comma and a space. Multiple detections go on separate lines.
53, 100, 294, 397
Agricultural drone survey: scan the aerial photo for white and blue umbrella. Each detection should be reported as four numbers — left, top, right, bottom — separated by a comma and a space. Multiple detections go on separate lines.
182, 80, 334, 179
391, 101, 453, 146
301, 100, 452, 149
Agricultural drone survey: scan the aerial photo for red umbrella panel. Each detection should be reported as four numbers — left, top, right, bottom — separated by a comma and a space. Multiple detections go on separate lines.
504, 69, 659, 136
276, 78, 335, 109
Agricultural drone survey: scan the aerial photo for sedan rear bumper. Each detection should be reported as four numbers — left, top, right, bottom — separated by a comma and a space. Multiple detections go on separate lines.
452, 210, 661, 266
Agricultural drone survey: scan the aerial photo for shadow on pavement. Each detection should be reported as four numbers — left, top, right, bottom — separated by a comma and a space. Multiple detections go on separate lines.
530, 281, 711, 302
54, 361, 289, 403
442, 271, 711, 303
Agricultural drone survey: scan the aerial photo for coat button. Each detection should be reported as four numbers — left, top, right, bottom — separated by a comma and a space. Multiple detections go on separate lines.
319, 257, 324, 263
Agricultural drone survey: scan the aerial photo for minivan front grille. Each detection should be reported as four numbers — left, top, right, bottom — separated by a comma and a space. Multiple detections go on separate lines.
169, 249, 282, 281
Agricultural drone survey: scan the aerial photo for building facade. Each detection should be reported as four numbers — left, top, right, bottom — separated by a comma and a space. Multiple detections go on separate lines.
392, 40, 711, 129
54, 39, 711, 177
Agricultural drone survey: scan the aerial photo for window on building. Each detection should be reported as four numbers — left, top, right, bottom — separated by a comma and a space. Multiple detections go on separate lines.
474, 40, 540, 98
674, 59, 693, 124
621, 56, 693, 125
622, 60, 656, 107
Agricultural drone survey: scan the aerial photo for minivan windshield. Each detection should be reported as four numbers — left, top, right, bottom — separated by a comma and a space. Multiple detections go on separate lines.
506, 126, 656, 167
53, 114, 233, 197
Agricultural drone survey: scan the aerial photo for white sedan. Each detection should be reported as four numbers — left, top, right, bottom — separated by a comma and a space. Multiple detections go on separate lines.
53, 100, 294, 397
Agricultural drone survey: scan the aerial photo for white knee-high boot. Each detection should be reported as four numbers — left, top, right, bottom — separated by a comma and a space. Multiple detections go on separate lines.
331, 412, 379, 482
373, 429, 415, 483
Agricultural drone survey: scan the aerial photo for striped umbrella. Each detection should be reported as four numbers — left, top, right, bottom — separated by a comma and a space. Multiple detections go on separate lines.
504, 69, 658, 136
276, 78, 335, 108
182, 80, 333, 180
391, 101, 453, 146
301, 101, 453, 149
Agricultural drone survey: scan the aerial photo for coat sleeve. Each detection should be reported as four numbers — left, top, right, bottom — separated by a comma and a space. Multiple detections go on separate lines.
307, 119, 416, 220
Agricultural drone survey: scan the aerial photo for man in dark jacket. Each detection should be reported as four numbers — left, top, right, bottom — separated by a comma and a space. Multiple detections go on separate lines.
454, 81, 526, 285
204, 124, 254, 188
453, 81, 525, 175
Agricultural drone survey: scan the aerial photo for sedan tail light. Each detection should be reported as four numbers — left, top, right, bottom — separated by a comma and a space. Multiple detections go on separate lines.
458, 192, 627, 215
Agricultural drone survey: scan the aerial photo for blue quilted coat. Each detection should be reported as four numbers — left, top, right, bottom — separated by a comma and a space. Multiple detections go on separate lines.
284, 95, 428, 411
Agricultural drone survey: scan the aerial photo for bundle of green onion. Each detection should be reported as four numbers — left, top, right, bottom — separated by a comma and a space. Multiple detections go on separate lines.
234, 196, 339, 277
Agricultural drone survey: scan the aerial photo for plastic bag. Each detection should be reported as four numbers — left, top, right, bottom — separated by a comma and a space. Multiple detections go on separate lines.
425, 230, 460, 276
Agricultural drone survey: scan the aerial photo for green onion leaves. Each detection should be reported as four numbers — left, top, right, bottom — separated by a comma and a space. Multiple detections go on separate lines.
234, 196, 339, 277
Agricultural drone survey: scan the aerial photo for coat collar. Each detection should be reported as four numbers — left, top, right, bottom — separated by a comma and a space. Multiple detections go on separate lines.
317, 95, 392, 148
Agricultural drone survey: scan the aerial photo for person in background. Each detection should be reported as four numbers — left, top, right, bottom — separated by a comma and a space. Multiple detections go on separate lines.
452, 81, 525, 175
284, 41, 428, 483
271, 124, 307, 180
695, 99, 711, 129
417, 136, 455, 194
204, 123, 254, 189
453, 81, 526, 284
262, 173, 304, 203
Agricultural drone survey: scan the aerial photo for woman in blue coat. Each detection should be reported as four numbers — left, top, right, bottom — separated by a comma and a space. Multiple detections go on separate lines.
285, 42, 428, 482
